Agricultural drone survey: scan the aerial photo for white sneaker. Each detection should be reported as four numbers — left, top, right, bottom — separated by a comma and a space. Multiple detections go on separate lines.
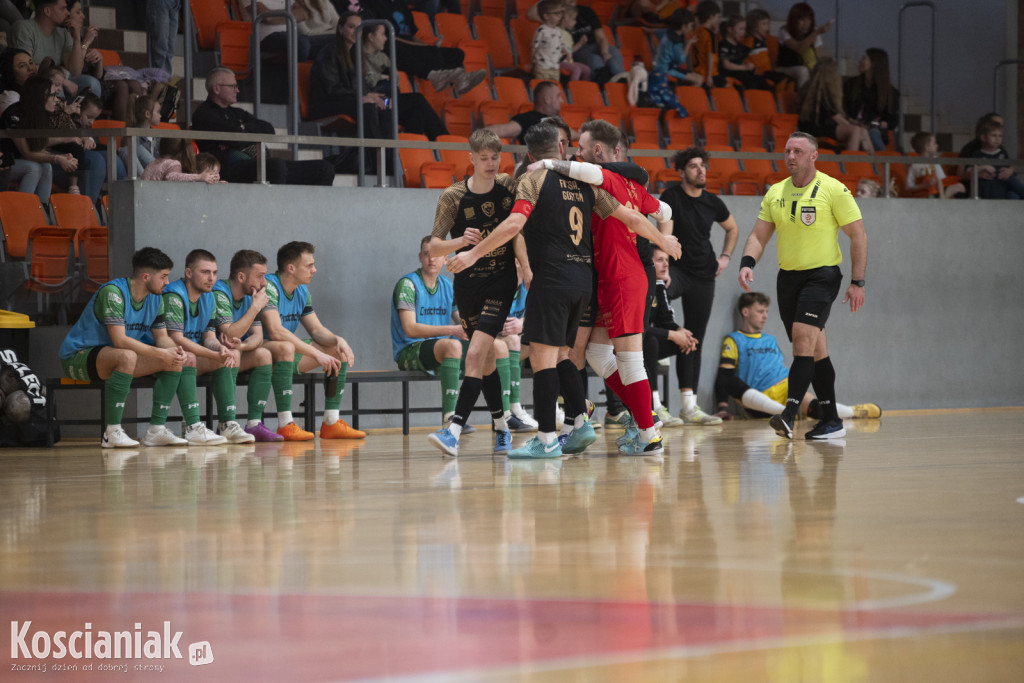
217, 420, 256, 444
102, 426, 139, 448
555, 404, 565, 429
184, 422, 228, 445
512, 410, 539, 429
654, 406, 685, 427
680, 407, 723, 425
141, 425, 188, 446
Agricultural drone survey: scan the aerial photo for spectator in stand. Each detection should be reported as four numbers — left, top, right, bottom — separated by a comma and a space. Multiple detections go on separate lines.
796, 58, 871, 152
647, 9, 700, 118
360, 18, 447, 139
0, 0, 24, 36
75, 91, 128, 180
777, 2, 831, 88
485, 80, 571, 146
742, 8, 786, 88
11, 0, 102, 98
360, 0, 486, 95
142, 137, 221, 183
192, 66, 335, 185
558, 5, 591, 82
958, 112, 1002, 158
297, 0, 339, 40
906, 132, 964, 199
691, 1, 723, 88
855, 178, 880, 198
118, 93, 161, 177
843, 48, 897, 151
531, 1, 566, 82
718, 14, 766, 90
959, 120, 1023, 200
146, 0, 181, 75
530, 0, 623, 85
0, 74, 72, 203
0, 47, 37, 116
241, 1, 332, 64
195, 152, 221, 177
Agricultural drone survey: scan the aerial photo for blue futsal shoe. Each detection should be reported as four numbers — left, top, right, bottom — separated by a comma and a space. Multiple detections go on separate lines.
618, 433, 665, 456
561, 421, 597, 454
493, 429, 512, 453
616, 422, 640, 448
805, 419, 846, 440
427, 428, 459, 457
508, 436, 563, 459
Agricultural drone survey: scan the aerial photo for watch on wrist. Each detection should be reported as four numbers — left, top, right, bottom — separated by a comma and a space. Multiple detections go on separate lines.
851, 279, 865, 287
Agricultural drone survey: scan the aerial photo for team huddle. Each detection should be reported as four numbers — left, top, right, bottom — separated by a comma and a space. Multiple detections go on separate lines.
62, 127, 879, 452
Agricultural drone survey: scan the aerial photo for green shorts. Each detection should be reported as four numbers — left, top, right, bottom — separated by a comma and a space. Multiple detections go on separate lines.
291, 338, 314, 373
396, 340, 444, 373
61, 347, 104, 382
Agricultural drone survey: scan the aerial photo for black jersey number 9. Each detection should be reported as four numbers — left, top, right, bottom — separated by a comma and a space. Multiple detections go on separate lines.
569, 206, 584, 245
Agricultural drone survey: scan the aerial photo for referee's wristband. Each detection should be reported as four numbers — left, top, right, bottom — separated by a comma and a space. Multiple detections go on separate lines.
740, 255, 756, 270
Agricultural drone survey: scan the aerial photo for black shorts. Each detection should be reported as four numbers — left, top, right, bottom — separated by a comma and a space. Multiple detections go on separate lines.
776, 266, 843, 339
454, 271, 517, 337
522, 286, 590, 347
577, 269, 600, 328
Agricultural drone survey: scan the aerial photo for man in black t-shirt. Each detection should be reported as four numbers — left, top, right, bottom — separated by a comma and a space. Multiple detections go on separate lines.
191, 67, 334, 186
659, 147, 739, 425
485, 81, 569, 146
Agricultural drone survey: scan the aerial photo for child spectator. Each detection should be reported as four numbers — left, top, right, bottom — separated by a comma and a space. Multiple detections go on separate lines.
907, 132, 964, 199
142, 136, 219, 183
532, 0, 568, 82
195, 152, 223, 181
742, 9, 782, 83
558, 5, 591, 82
777, 2, 831, 88
75, 91, 127, 180
648, 8, 701, 116
856, 178, 880, 198
961, 120, 1024, 200
691, 1, 723, 87
118, 93, 160, 177
718, 14, 765, 90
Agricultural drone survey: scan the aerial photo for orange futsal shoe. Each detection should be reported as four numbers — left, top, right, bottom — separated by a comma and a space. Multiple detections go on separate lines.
320, 419, 366, 439
277, 422, 315, 441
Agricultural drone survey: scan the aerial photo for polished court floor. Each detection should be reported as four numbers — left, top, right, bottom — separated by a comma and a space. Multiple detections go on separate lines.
2, 410, 1023, 681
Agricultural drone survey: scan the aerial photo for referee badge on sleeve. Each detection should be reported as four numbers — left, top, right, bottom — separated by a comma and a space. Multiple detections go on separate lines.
800, 206, 816, 226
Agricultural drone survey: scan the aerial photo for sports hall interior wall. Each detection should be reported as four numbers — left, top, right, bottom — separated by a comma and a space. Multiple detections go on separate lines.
27, 182, 1024, 436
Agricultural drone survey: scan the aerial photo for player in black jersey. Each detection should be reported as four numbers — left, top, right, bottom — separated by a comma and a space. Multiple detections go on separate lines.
449, 123, 678, 459
427, 129, 527, 457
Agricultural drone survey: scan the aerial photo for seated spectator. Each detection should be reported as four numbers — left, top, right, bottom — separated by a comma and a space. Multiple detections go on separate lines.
530, 0, 623, 84
625, 0, 687, 29
142, 137, 221, 183
742, 8, 786, 88
361, 0, 485, 94
195, 152, 222, 179
485, 80, 571, 145
297, 0, 339, 39
10, 0, 102, 98
532, 1, 587, 83
100, 62, 167, 126
390, 235, 468, 427
118, 93, 160, 177
958, 120, 1023, 200
856, 178, 880, 198
647, 9, 700, 117
843, 48, 898, 151
796, 58, 871, 152
691, 1, 723, 88
713, 292, 880, 421
36, 62, 106, 199
558, 5, 591, 82
776, 2, 831, 88
75, 91, 127, 180
360, 18, 447, 139
0, 47, 37, 116
718, 14, 766, 90
906, 132, 964, 199
958, 112, 1002, 158
241, 0, 332, 64
192, 66, 335, 185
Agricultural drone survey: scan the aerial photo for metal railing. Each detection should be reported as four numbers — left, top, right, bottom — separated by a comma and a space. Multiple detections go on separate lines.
353, 20, 400, 187
252, 8, 300, 159
897, 1, 936, 148
992, 59, 1024, 112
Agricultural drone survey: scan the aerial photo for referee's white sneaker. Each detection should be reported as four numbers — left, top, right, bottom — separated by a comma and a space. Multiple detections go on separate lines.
141, 425, 188, 447
184, 422, 228, 445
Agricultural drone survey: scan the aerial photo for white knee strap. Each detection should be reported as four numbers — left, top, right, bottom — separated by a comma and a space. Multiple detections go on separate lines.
616, 351, 647, 385
585, 343, 617, 379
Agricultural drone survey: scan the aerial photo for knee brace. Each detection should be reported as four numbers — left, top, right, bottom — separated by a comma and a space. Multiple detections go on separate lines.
616, 351, 647, 386
585, 343, 617, 379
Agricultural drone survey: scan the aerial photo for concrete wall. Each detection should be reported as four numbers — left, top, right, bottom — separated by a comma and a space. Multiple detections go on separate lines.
27, 180, 1013, 436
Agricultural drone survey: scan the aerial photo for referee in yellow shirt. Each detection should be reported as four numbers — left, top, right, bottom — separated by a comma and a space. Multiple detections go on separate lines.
737, 132, 867, 440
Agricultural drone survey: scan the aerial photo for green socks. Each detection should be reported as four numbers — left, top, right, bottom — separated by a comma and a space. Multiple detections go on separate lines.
508, 350, 522, 405
105, 370, 133, 426
440, 356, 461, 416
212, 366, 236, 423
272, 360, 294, 413
247, 363, 273, 420
176, 366, 200, 426
151, 370, 181, 425
324, 362, 347, 411
495, 356, 511, 413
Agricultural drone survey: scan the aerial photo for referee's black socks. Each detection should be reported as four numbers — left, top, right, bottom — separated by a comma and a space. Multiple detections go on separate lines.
811, 357, 840, 421
786, 355, 815, 418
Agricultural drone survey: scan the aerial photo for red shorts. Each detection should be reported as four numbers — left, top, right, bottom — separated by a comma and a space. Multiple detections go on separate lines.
596, 272, 648, 338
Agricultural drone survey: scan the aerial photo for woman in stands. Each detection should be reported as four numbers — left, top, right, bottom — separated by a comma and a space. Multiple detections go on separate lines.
777, 2, 831, 88
142, 137, 220, 183
843, 48, 898, 151
118, 94, 161, 177
0, 74, 76, 204
796, 58, 871, 152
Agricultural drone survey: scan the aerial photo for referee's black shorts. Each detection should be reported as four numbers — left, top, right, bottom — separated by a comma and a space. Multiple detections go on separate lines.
776, 265, 843, 340
522, 286, 590, 347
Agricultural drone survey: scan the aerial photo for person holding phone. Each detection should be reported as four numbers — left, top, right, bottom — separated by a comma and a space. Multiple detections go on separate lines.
777, 2, 830, 88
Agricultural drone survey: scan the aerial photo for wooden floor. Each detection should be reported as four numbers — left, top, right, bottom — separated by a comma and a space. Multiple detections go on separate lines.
2, 410, 1023, 681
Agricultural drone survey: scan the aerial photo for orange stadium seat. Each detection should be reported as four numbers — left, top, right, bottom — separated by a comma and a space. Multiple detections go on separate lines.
710, 87, 744, 119
442, 99, 476, 137
479, 100, 514, 128
472, 15, 517, 74
675, 85, 711, 122
24, 227, 76, 320
628, 107, 661, 146
737, 116, 768, 149
476, 0, 508, 19
841, 150, 876, 177
653, 167, 681, 192
434, 12, 473, 48
0, 192, 53, 261
629, 143, 667, 186
189, 0, 231, 50
741, 149, 775, 180
727, 171, 762, 195
615, 26, 653, 70
398, 133, 437, 188
459, 40, 491, 75
216, 20, 252, 79
589, 106, 623, 130
411, 11, 438, 43
50, 193, 101, 257
702, 116, 732, 148
744, 89, 779, 118
559, 104, 590, 131
604, 82, 631, 119
493, 76, 531, 110
76, 226, 109, 293
706, 144, 740, 180
95, 48, 121, 66
664, 114, 695, 147
509, 17, 538, 73
437, 135, 471, 179
567, 80, 605, 109
420, 161, 458, 188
